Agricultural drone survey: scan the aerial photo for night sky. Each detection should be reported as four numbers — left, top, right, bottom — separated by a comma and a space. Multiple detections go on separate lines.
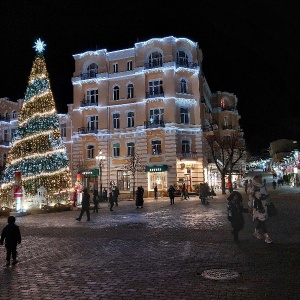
1, 0, 299, 155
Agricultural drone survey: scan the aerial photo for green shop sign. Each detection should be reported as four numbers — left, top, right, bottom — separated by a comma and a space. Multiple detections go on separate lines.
145, 165, 168, 172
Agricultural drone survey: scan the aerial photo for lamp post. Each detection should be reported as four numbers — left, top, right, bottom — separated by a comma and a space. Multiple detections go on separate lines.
96, 150, 106, 201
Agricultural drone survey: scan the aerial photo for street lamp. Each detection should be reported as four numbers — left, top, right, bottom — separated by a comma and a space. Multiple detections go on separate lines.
96, 150, 106, 201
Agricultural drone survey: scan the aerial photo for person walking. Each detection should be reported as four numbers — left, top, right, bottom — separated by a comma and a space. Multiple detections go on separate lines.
113, 186, 119, 206
108, 188, 114, 211
248, 174, 273, 244
244, 179, 249, 193
154, 185, 158, 200
102, 188, 108, 202
76, 188, 91, 221
93, 189, 99, 212
0, 216, 22, 266
168, 185, 176, 205
136, 186, 144, 208
227, 191, 248, 242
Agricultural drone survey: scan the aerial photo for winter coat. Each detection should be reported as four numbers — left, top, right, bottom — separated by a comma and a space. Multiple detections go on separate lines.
248, 180, 269, 221
136, 187, 144, 206
0, 223, 21, 246
227, 191, 247, 230
81, 190, 90, 210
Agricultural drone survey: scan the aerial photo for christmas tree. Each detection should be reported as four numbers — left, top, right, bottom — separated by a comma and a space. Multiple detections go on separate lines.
1, 38, 72, 196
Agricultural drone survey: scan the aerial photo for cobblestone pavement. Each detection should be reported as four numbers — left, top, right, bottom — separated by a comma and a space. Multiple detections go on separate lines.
0, 171, 300, 299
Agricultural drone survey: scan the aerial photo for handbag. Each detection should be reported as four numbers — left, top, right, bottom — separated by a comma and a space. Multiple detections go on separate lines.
267, 202, 278, 217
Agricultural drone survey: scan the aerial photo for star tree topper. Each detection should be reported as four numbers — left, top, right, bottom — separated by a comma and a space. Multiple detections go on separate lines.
33, 38, 46, 54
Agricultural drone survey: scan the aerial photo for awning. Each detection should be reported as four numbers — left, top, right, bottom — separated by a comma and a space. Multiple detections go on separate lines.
145, 165, 168, 172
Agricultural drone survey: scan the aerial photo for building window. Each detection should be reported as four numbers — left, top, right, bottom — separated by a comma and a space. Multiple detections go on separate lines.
10, 128, 16, 141
180, 108, 189, 124
87, 145, 95, 159
152, 140, 162, 155
60, 123, 66, 138
150, 108, 164, 124
113, 143, 120, 157
12, 111, 17, 119
180, 78, 187, 94
113, 113, 120, 129
149, 79, 163, 97
224, 116, 229, 126
127, 112, 134, 128
113, 86, 120, 100
87, 63, 98, 78
127, 142, 135, 156
4, 130, 8, 141
113, 63, 118, 73
117, 170, 130, 191
176, 50, 188, 67
86, 89, 98, 105
182, 139, 190, 153
148, 51, 163, 68
127, 60, 133, 71
86, 115, 98, 131
127, 84, 134, 99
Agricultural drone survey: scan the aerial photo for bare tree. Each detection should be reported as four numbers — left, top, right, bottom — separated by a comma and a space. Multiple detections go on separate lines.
206, 132, 246, 194
123, 151, 146, 200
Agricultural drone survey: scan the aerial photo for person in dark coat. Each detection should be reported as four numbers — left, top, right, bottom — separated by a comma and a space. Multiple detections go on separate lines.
108, 188, 114, 211
154, 185, 158, 200
113, 186, 119, 206
93, 189, 99, 212
102, 188, 108, 202
136, 186, 144, 208
0, 216, 22, 266
168, 185, 176, 205
76, 188, 90, 221
227, 191, 248, 242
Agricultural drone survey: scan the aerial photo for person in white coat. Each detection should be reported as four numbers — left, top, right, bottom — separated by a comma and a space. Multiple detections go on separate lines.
248, 174, 273, 244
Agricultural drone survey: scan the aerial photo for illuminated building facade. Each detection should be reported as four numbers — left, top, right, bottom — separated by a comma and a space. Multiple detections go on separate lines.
66, 36, 208, 197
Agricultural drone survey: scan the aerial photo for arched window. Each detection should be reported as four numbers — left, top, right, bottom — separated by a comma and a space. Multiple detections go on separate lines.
127, 84, 134, 99
176, 50, 188, 67
87, 63, 98, 78
113, 86, 120, 100
148, 51, 162, 68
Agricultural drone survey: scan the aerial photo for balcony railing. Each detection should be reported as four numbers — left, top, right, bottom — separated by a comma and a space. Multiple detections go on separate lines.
78, 127, 98, 134
175, 59, 198, 69
80, 71, 98, 80
144, 120, 165, 129
0, 115, 10, 122
144, 60, 163, 69
145, 92, 164, 99
177, 152, 198, 159
0, 140, 10, 146
80, 101, 98, 107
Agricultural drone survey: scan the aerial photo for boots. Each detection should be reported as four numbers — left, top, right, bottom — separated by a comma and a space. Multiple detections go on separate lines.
264, 233, 273, 244
253, 229, 262, 239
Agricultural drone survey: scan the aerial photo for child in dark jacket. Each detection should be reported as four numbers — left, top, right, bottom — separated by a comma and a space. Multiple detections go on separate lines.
0, 216, 22, 266
227, 191, 248, 242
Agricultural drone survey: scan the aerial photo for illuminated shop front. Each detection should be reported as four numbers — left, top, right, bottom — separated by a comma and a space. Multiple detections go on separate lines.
146, 165, 168, 195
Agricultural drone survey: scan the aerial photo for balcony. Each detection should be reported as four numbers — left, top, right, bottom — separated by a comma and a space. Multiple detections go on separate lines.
80, 71, 98, 80
0, 115, 10, 122
144, 120, 165, 129
77, 127, 98, 134
0, 140, 10, 146
144, 60, 163, 69
177, 152, 198, 160
80, 101, 98, 107
145, 92, 164, 99
175, 59, 198, 69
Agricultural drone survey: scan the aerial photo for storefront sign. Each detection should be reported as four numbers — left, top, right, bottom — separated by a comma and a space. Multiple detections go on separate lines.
145, 165, 168, 172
